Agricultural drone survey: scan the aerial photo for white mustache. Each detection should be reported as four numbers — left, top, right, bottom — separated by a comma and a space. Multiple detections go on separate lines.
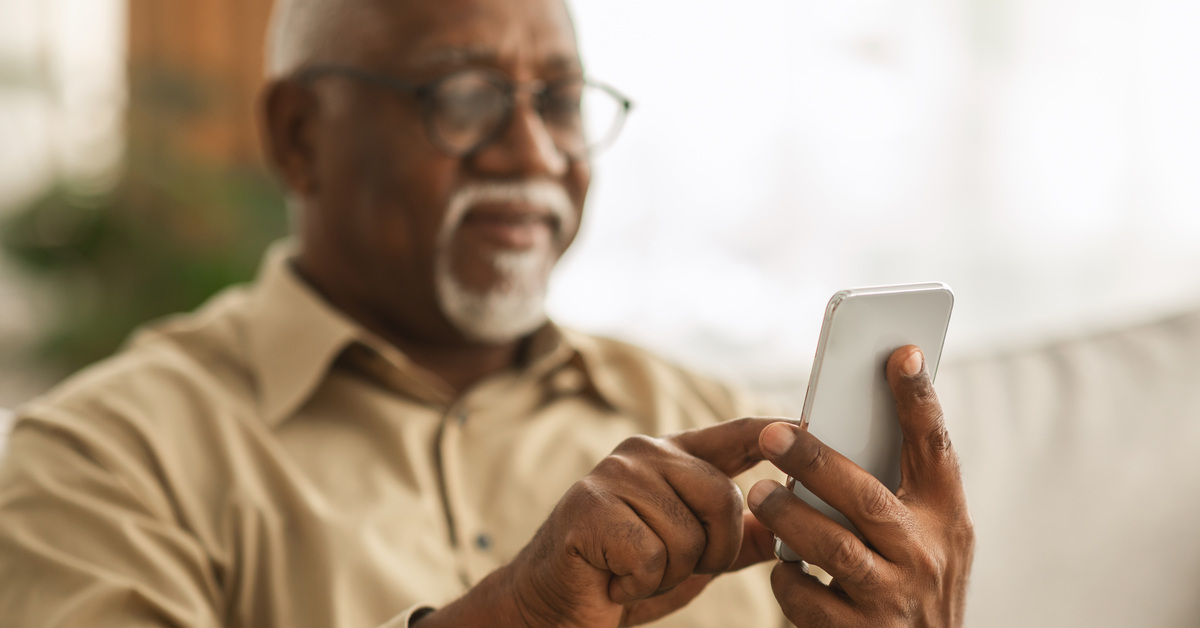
440, 179, 578, 246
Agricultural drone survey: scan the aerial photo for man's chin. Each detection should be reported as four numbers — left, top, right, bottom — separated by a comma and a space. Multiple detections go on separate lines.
435, 275, 549, 344
434, 237, 558, 344
461, 315, 547, 345
445, 303, 548, 345
448, 244, 561, 294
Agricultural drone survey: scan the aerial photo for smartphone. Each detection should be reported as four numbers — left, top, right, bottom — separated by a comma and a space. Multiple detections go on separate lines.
774, 283, 954, 562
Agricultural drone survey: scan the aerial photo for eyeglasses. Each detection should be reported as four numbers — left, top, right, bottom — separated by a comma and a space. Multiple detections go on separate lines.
294, 64, 634, 159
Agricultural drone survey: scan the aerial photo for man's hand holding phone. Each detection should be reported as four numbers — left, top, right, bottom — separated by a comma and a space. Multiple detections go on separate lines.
748, 346, 975, 627
418, 343, 973, 627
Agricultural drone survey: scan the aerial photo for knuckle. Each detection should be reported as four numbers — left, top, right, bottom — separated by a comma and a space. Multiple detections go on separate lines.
592, 452, 640, 479
681, 538, 708, 570
564, 476, 609, 511
909, 545, 945, 581
715, 480, 745, 517
557, 482, 619, 538
639, 536, 669, 577
606, 520, 665, 576
799, 439, 832, 476
727, 416, 775, 435
861, 482, 900, 523
614, 434, 664, 457
904, 381, 942, 415
909, 375, 939, 402
682, 453, 726, 483
729, 418, 763, 467
926, 422, 952, 454
828, 535, 858, 568
824, 534, 873, 583
647, 486, 696, 529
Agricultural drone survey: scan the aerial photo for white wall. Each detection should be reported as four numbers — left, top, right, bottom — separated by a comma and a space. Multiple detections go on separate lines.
555, 0, 1200, 386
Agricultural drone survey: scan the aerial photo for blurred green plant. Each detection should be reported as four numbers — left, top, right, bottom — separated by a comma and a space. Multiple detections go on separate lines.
0, 156, 287, 373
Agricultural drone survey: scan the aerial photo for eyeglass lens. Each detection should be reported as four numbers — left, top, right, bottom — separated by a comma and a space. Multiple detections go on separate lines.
427, 72, 627, 157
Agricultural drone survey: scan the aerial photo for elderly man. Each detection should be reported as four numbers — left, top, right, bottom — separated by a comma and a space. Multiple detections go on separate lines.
0, 0, 973, 626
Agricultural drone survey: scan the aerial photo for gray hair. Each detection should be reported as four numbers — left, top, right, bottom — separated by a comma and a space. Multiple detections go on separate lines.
264, 0, 374, 78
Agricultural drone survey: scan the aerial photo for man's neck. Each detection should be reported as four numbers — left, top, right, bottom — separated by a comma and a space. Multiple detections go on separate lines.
289, 256, 522, 396
384, 333, 522, 396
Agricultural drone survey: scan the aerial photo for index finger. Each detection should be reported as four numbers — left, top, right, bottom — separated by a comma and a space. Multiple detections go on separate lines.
670, 417, 803, 477
886, 345, 964, 495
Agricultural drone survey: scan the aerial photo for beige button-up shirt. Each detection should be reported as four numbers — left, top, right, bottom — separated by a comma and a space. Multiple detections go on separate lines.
0, 245, 787, 628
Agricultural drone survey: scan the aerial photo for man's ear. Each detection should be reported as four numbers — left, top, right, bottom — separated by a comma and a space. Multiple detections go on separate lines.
259, 80, 320, 197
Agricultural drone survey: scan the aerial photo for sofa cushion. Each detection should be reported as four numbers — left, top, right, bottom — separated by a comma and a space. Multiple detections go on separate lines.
937, 308, 1200, 627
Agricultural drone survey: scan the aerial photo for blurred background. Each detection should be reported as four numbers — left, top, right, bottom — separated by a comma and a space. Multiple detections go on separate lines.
0, 0, 286, 403
4, 0, 1200, 405
559, 0, 1200, 390
3, 1, 1200, 625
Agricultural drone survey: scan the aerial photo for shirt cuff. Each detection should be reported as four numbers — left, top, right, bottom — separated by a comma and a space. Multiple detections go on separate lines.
376, 604, 437, 628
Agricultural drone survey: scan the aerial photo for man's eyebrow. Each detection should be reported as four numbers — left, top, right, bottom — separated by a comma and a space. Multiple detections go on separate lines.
408, 46, 583, 74
543, 53, 584, 74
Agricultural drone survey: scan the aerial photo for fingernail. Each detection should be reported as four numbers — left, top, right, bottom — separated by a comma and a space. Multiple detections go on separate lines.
761, 423, 795, 457
902, 349, 924, 377
747, 480, 779, 510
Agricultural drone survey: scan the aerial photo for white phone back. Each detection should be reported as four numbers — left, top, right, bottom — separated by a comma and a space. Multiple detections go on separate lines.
775, 283, 953, 562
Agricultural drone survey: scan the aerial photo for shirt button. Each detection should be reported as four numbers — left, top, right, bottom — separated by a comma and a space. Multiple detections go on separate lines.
551, 368, 586, 395
474, 533, 493, 552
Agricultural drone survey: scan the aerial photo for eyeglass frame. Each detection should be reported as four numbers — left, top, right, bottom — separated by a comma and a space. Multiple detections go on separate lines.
292, 63, 634, 159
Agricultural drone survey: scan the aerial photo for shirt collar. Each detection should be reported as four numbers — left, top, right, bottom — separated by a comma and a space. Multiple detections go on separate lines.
245, 241, 361, 427
556, 328, 646, 419
242, 240, 632, 426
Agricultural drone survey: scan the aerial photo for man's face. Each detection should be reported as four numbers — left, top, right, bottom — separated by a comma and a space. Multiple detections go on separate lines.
299, 0, 589, 346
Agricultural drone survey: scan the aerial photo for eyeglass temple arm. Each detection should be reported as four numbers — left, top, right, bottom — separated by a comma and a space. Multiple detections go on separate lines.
293, 64, 424, 96
585, 79, 634, 112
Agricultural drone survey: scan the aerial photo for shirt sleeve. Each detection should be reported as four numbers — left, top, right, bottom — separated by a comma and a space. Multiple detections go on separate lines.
0, 416, 224, 627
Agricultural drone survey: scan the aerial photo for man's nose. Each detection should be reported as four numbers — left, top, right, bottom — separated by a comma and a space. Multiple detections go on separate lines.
471, 100, 570, 177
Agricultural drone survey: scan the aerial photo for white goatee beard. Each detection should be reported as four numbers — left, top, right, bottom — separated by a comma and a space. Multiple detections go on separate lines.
434, 180, 576, 344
